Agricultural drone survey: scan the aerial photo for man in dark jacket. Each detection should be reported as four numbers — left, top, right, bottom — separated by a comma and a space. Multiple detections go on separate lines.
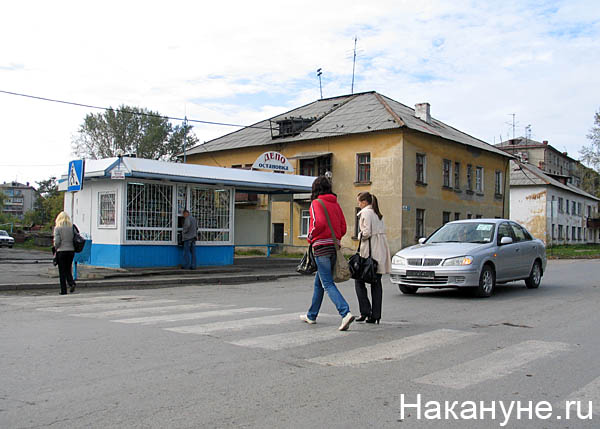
182, 209, 198, 270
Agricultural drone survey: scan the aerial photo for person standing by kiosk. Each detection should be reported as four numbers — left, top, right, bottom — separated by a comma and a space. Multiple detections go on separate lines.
181, 209, 198, 270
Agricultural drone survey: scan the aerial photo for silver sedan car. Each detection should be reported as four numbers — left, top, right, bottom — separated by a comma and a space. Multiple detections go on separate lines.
390, 219, 546, 297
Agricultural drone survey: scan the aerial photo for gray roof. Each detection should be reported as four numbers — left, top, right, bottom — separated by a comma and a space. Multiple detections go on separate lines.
510, 160, 599, 201
186, 91, 510, 158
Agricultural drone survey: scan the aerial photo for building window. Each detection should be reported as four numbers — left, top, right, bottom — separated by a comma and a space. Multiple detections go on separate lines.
300, 209, 310, 237
495, 171, 502, 195
98, 192, 116, 227
566, 199, 570, 214
416, 209, 425, 239
467, 213, 472, 219
572, 226, 576, 241
443, 211, 450, 225
572, 201, 576, 215
558, 225, 563, 239
588, 205, 592, 217
578, 227, 582, 241
126, 182, 173, 242
566, 226, 570, 240
558, 197, 564, 213
190, 187, 233, 243
578, 202, 582, 216
552, 224, 555, 240
416, 153, 426, 184
300, 155, 331, 177
454, 162, 460, 189
443, 159, 452, 188
356, 153, 371, 183
475, 166, 484, 193
454, 212, 460, 220
475, 214, 482, 219
466, 164, 473, 191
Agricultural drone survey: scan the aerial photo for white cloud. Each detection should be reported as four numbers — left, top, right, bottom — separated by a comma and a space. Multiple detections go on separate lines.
1, 0, 599, 184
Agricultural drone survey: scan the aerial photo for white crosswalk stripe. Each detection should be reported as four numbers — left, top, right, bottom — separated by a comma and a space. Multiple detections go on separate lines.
37, 299, 178, 313
308, 329, 477, 367
414, 340, 570, 389
72, 303, 232, 318
229, 326, 344, 350
0, 295, 144, 307
559, 375, 600, 415
112, 307, 279, 325
164, 312, 317, 335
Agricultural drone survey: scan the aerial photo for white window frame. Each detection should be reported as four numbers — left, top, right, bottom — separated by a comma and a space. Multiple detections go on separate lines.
476, 166, 484, 193
356, 153, 371, 183
299, 209, 310, 237
98, 191, 117, 229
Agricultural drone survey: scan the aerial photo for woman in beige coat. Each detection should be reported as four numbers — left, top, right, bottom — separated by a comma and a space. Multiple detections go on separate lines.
53, 211, 76, 295
354, 192, 391, 324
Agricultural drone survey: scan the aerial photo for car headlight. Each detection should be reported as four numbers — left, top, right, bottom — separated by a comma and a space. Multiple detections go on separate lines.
443, 256, 474, 266
392, 256, 407, 266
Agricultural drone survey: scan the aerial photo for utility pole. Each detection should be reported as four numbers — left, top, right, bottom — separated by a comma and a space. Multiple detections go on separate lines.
351, 36, 357, 94
317, 68, 323, 99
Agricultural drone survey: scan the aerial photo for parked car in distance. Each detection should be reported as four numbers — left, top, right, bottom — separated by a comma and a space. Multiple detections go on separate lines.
0, 230, 15, 248
390, 219, 546, 297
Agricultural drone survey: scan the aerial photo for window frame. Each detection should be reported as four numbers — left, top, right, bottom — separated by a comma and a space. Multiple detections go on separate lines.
442, 159, 452, 188
494, 170, 502, 196
98, 191, 117, 229
299, 209, 310, 237
356, 153, 371, 184
475, 166, 484, 193
454, 162, 460, 190
416, 153, 426, 184
466, 164, 473, 192
442, 211, 450, 225
416, 208, 425, 239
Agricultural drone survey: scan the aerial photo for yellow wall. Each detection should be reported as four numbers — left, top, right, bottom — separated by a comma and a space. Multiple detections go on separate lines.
187, 129, 509, 254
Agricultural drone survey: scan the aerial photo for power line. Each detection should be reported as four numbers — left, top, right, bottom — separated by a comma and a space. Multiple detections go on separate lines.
0, 89, 347, 136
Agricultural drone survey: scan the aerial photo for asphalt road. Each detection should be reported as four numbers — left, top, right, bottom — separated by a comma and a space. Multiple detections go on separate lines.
1, 259, 599, 428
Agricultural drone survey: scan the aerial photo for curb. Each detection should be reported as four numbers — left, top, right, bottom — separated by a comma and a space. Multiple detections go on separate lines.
0, 272, 301, 291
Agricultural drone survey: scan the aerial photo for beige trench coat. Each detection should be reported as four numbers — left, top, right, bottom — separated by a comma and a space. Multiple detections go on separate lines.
357, 206, 392, 274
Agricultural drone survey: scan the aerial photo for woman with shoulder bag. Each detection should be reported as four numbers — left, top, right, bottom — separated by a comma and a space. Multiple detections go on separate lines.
355, 192, 391, 324
300, 176, 355, 331
53, 211, 76, 295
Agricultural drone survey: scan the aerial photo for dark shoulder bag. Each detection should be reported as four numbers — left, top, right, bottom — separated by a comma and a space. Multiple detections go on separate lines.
297, 243, 317, 275
349, 235, 379, 284
72, 224, 86, 253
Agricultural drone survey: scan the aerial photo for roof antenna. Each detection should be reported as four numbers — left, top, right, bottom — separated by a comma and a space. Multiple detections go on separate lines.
317, 68, 323, 99
351, 36, 357, 94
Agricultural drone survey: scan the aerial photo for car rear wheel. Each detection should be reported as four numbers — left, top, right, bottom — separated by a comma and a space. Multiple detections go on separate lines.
399, 285, 419, 294
474, 265, 495, 297
525, 261, 542, 289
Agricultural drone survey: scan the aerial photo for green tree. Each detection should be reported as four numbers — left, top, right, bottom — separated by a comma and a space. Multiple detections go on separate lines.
71, 105, 198, 161
33, 177, 63, 226
580, 109, 600, 170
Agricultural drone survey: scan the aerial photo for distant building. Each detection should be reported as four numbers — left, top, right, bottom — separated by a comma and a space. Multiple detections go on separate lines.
0, 181, 37, 219
509, 160, 599, 245
496, 137, 581, 187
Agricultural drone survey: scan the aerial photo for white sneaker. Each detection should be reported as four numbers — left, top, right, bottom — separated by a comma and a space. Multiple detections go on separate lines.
300, 314, 316, 324
339, 312, 355, 331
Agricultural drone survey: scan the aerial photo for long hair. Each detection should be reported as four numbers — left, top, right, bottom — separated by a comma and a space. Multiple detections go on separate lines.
358, 192, 383, 220
311, 176, 333, 201
55, 211, 72, 228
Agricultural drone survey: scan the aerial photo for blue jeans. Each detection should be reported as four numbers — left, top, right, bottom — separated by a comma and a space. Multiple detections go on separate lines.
182, 239, 196, 269
307, 255, 350, 320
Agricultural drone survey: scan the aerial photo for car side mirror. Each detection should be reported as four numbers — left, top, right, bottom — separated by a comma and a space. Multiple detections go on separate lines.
500, 236, 513, 245
418, 237, 426, 244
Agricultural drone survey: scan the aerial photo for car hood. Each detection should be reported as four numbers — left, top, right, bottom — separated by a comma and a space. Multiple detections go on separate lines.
396, 242, 490, 259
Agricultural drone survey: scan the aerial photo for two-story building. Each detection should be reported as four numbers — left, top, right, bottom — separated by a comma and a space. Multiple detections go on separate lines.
185, 91, 512, 253
0, 181, 37, 219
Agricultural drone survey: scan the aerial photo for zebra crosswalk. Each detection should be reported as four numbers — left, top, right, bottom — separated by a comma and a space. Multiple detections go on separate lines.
1, 292, 597, 407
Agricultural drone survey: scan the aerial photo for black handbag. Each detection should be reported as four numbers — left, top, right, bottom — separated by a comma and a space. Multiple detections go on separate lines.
72, 224, 86, 253
349, 236, 379, 284
296, 244, 317, 275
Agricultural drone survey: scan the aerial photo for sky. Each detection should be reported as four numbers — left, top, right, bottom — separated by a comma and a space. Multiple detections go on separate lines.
1, 0, 599, 187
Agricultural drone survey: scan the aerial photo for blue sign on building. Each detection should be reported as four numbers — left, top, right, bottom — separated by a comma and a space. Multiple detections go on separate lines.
68, 160, 85, 192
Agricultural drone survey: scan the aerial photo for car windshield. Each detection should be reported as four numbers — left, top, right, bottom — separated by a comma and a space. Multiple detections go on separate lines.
427, 222, 495, 244
0, 231, 7, 236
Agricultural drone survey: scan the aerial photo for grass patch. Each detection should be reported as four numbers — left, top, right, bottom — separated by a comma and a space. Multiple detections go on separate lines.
547, 244, 600, 259
235, 249, 266, 256
272, 252, 304, 259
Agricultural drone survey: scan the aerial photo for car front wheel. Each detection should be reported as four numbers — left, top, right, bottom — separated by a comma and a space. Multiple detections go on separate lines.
399, 285, 419, 294
475, 265, 495, 297
525, 261, 542, 289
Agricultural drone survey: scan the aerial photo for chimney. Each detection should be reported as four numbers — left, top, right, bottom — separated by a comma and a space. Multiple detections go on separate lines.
542, 140, 548, 145
415, 103, 431, 124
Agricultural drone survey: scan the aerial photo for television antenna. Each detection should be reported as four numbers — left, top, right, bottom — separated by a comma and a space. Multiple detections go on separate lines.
317, 68, 323, 99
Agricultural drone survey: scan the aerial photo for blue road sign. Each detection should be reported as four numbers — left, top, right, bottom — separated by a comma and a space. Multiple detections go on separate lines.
68, 160, 85, 192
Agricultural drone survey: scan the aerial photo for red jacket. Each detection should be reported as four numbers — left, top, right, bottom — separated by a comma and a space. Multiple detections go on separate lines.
308, 194, 347, 246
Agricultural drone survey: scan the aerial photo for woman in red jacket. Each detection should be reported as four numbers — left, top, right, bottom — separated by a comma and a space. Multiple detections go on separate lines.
300, 176, 355, 331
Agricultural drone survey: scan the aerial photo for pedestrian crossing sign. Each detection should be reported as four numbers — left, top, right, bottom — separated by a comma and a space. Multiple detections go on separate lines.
68, 159, 85, 192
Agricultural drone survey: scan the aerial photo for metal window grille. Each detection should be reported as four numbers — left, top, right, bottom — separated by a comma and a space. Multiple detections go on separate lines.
190, 188, 232, 243
357, 153, 370, 182
177, 185, 187, 215
99, 192, 116, 226
126, 183, 173, 242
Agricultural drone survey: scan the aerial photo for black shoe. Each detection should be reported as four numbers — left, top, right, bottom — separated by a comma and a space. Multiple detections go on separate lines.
70, 283, 76, 293
365, 317, 380, 324
356, 315, 368, 322
60, 292, 67, 295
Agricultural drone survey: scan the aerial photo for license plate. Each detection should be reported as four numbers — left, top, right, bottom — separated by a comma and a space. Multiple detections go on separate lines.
406, 270, 435, 278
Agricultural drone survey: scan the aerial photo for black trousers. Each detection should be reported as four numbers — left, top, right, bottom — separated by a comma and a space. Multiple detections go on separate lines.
354, 273, 383, 319
56, 251, 75, 294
